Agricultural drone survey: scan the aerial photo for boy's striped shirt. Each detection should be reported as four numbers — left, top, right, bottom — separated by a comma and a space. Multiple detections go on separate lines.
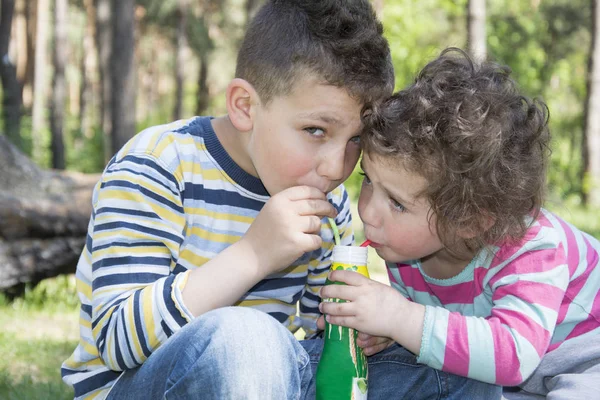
61, 117, 353, 399
388, 209, 600, 386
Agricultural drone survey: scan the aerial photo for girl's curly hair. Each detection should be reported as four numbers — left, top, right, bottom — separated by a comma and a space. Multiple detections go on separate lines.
362, 48, 551, 258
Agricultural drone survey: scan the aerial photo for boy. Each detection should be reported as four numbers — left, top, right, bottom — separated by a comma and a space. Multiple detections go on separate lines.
62, 1, 394, 399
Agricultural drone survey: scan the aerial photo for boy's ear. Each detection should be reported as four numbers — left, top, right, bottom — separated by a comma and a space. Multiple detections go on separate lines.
226, 78, 259, 132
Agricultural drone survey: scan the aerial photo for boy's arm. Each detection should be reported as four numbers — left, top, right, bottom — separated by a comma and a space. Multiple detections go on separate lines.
90, 153, 263, 371
300, 187, 353, 338
409, 243, 570, 386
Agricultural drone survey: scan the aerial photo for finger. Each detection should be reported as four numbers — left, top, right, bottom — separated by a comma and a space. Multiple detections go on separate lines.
284, 185, 327, 201
363, 342, 391, 356
325, 314, 355, 328
295, 233, 323, 253
357, 332, 372, 341
302, 215, 323, 234
316, 315, 325, 330
320, 301, 355, 316
329, 270, 370, 286
296, 199, 337, 219
320, 284, 357, 302
358, 335, 389, 348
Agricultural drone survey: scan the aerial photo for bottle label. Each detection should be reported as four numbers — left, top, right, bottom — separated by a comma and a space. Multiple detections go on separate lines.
352, 377, 368, 399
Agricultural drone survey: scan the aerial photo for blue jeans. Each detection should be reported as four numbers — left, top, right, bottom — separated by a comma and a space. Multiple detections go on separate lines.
107, 307, 501, 399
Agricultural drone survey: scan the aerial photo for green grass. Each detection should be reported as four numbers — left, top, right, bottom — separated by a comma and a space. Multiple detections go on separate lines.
0, 276, 78, 400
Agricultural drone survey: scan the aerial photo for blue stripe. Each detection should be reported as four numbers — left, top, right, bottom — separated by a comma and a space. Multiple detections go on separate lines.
268, 312, 289, 323
162, 274, 188, 328
302, 291, 321, 303
118, 154, 180, 189
132, 290, 152, 358
94, 221, 183, 245
70, 369, 120, 397
113, 326, 127, 370
161, 320, 173, 337
97, 206, 160, 220
94, 272, 168, 288
119, 307, 137, 367
93, 240, 165, 253
108, 166, 180, 197
95, 256, 171, 269
183, 183, 266, 210
101, 180, 184, 214
249, 276, 307, 293
82, 304, 92, 317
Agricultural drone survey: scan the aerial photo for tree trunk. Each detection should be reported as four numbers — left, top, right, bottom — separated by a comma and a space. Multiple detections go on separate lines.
195, 53, 209, 116
50, 0, 67, 169
95, 0, 112, 161
79, 0, 97, 139
467, 0, 486, 62
173, 0, 188, 121
0, 0, 23, 148
0, 135, 98, 293
32, 0, 50, 162
110, 0, 136, 156
583, 0, 600, 206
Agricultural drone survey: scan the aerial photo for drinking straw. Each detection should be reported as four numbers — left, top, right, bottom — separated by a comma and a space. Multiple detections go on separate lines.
360, 239, 371, 247
328, 218, 341, 246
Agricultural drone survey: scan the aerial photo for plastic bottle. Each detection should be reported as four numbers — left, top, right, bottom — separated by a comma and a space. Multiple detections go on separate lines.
316, 245, 369, 400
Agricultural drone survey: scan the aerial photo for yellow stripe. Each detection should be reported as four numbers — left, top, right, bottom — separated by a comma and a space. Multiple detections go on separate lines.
141, 285, 159, 349
184, 207, 253, 224
77, 277, 92, 300
187, 226, 240, 244
127, 296, 144, 361
178, 249, 210, 268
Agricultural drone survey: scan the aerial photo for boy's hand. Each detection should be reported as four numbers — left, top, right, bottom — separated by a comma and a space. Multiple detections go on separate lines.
242, 185, 337, 277
317, 315, 394, 356
318, 270, 424, 352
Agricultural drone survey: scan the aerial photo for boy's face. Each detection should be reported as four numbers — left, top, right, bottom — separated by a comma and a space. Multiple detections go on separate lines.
357, 153, 444, 264
248, 77, 364, 195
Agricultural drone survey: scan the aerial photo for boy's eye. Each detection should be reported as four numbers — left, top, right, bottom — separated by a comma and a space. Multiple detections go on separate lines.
390, 198, 406, 213
305, 127, 325, 137
349, 135, 361, 145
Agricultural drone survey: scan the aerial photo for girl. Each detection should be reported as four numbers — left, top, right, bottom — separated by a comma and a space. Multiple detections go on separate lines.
319, 48, 600, 399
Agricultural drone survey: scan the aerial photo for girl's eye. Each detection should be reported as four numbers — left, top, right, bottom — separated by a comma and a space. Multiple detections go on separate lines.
349, 135, 361, 145
390, 198, 406, 213
305, 127, 325, 137
359, 171, 371, 185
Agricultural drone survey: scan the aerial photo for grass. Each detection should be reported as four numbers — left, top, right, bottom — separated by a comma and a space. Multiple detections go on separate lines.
0, 200, 598, 398
0, 276, 78, 399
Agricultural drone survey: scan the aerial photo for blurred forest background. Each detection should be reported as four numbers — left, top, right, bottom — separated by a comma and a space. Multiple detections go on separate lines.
0, 0, 599, 398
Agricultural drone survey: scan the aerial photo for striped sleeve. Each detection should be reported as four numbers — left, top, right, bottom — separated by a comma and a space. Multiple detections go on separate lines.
300, 186, 354, 338
417, 237, 570, 385
90, 152, 190, 371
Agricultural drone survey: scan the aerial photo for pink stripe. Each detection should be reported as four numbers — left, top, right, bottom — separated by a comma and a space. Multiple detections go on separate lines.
559, 236, 600, 324
536, 211, 554, 228
493, 280, 565, 311
429, 281, 477, 305
489, 224, 542, 270
488, 247, 565, 289
489, 318, 523, 385
491, 308, 551, 357
556, 217, 580, 278
564, 316, 600, 342
442, 312, 470, 377
396, 264, 433, 295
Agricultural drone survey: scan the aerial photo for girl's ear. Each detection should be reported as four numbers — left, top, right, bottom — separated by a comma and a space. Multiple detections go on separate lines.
225, 78, 260, 132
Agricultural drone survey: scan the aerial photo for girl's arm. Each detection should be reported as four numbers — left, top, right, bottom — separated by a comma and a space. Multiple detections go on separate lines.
412, 245, 570, 386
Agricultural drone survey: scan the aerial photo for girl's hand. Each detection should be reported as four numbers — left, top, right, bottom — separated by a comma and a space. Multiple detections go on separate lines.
319, 270, 425, 355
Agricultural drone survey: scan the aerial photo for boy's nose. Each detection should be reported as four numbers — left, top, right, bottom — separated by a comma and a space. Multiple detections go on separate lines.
316, 148, 345, 182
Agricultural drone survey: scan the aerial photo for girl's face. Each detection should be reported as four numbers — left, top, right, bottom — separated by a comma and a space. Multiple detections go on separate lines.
357, 153, 445, 264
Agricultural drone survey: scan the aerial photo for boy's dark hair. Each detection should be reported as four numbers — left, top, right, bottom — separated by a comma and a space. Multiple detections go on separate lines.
236, 0, 394, 107
363, 48, 551, 257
